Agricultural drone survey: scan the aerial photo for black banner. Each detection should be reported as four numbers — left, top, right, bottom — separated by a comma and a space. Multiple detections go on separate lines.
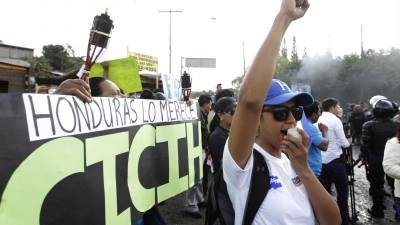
0, 94, 203, 225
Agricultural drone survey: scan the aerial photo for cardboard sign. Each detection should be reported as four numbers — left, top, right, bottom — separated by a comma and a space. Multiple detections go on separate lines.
0, 94, 203, 225
128, 52, 158, 73
90, 57, 142, 93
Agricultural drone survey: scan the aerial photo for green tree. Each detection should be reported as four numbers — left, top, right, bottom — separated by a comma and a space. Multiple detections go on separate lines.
302, 47, 308, 59
25, 56, 53, 73
274, 56, 292, 83
42, 44, 83, 72
281, 38, 288, 59
231, 74, 244, 90
42, 45, 69, 71
291, 36, 299, 64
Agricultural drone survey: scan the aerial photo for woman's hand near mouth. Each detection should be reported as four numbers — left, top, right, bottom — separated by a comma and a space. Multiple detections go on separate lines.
281, 128, 310, 176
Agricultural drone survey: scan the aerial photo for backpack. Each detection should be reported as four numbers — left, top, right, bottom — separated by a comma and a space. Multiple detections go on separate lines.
205, 150, 271, 225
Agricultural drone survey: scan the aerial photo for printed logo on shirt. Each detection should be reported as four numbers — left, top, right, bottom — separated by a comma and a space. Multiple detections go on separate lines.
291, 176, 303, 187
270, 176, 283, 189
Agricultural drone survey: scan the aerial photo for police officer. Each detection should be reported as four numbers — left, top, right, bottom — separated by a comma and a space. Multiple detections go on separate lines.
361, 99, 399, 218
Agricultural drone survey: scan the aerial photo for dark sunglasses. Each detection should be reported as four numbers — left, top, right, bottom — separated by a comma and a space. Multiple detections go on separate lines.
224, 110, 235, 116
219, 110, 235, 116
262, 105, 303, 121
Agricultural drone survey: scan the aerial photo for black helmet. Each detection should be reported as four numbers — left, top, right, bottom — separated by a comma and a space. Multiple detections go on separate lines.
373, 99, 398, 118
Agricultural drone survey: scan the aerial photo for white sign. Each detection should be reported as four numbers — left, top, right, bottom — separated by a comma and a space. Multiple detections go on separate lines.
161, 74, 183, 100
291, 83, 311, 94
185, 58, 216, 68
23, 94, 198, 141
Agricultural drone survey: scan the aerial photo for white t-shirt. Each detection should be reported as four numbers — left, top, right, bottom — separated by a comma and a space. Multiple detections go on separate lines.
317, 112, 350, 164
223, 142, 316, 225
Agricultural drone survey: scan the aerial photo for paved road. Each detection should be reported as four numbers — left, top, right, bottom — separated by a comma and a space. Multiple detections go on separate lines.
159, 145, 400, 225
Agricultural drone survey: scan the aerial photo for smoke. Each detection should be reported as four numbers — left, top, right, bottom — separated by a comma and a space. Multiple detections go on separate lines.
295, 53, 342, 82
293, 49, 400, 106
291, 53, 343, 103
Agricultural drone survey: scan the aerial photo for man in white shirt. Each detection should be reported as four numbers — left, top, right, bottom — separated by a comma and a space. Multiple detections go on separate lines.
318, 98, 350, 225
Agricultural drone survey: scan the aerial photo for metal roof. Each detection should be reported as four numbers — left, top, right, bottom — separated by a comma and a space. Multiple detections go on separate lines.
0, 57, 30, 68
0, 43, 34, 51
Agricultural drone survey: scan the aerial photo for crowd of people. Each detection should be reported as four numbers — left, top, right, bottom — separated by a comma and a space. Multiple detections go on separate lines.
47, 0, 400, 225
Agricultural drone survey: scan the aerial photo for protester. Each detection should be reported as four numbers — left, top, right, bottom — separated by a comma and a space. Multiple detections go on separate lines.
54, 78, 92, 102
216, 84, 222, 94
182, 94, 211, 218
215, 89, 234, 103
198, 95, 212, 195
383, 125, 400, 221
54, 76, 123, 100
89, 77, 123, 97
317, 98, 350, 224
153, 92, 166, 100
335, 104, 344, 119
361, 101, 372, 119
209, 88, 235, 131
208, 97, 236, 173
140, 89, 155, 99
223, 1, 340, 225
361, 99, 399, 218
301, 101, 329, 177
199, 95, 212, 151
348, 105, 364, 145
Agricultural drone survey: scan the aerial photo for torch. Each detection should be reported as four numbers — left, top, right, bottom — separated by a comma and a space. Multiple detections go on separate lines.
181, 71, 191, 101
77, 9, 114, 82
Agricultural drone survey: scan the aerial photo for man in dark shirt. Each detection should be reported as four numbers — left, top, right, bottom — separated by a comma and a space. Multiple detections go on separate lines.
183, 94, 211, 218
199, 95, 212, 151
199, 95, 212, 194
348, 105, 365, 145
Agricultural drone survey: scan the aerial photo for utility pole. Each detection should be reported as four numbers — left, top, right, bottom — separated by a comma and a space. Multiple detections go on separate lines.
180, 57, 184, 76
360, 24, 365, 100
361, 25, 365, 58
242, 41, 246, 76
158, 9, 182, 74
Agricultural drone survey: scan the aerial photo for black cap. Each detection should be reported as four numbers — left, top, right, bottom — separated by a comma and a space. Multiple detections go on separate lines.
215, 97, 236, 113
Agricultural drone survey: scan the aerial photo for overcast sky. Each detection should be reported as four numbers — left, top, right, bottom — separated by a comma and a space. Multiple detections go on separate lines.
2, 0, 400, 91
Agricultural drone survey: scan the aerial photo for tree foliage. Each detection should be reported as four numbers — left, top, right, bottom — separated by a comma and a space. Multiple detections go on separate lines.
25, 56, 53, 74
291, 36, 299, 64
42, 44, 83, 72
26, 44, 83, 75
42, 45, 69, 71
281, 38, 288, 59
231, 74, 244, 90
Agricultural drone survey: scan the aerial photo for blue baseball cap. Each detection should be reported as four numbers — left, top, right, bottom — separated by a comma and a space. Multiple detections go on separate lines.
264, 79, 314, 106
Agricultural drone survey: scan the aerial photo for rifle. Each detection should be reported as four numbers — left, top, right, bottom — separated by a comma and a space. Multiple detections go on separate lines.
352, 156, 367, 169
353, 153, 370, 181
343, 145, 358, 222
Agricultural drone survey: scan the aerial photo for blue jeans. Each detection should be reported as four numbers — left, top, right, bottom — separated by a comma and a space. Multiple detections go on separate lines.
320, 158, 349, 225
